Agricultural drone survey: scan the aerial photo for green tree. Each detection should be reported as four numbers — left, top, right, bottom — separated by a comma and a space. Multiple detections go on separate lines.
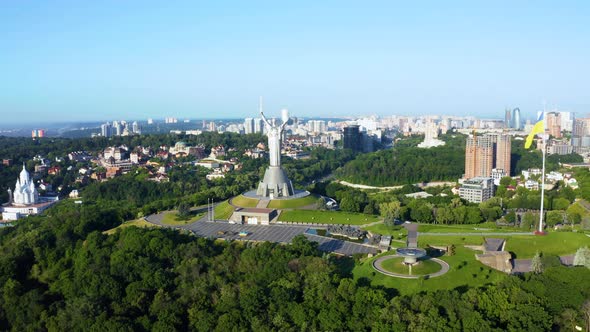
531, 252, 543, 274
573, 247, 590, 268
545, 211, 563, 227
521, 212, 536, 229
435, 207, 454, 225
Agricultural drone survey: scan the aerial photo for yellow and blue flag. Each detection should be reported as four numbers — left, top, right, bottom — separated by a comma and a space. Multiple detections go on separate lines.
525, 112, 545, 149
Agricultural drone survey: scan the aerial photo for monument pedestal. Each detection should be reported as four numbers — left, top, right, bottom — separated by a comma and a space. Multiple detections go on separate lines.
257, 166, 295, 198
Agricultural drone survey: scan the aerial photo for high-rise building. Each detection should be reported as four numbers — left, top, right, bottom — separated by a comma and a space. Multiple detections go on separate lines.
512, 108, 521, 130
571, 118, 590, 151
465, 134, 512, 179
504, 108, 512, 128
132, 121, 141, 134
494, 134, 511, 176
343, 125, 361, 152
244, 118, 254, 134
31, 129, 45, 138
308, 120, 326, 133
546, 112, 562, 138
254, 118, 264, 134
101, 122, 112, 137
112, 121, 123, 136
560, 111, 574, 132
147, 118, 154, 125
465, 134, 494, 178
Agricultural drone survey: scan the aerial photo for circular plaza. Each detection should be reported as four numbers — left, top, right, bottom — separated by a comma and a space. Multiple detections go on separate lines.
372, 254, 450, 279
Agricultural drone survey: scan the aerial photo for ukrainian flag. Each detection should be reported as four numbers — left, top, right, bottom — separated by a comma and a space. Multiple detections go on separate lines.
525, 112, 545, 149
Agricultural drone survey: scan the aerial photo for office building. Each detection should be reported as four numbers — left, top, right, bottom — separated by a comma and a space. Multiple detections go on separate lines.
459, 177, 495, 203
343, 125, 361, 152
504, 108, 512, 128
512, 108, 521, 130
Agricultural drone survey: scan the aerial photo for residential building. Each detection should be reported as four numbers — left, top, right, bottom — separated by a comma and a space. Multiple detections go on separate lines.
494, 134, 511, 176
546, 112, 562, 138
244, 118, 254, 134
465, 134, 511, 179
465, 134, 494, 178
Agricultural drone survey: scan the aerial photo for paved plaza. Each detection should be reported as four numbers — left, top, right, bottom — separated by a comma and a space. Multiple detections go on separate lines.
146, 214, 379, 256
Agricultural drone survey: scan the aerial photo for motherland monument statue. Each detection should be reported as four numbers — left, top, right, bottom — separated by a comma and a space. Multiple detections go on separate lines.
256, 99, 295, 198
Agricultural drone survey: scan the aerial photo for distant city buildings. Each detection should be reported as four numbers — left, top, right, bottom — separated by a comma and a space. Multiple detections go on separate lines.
417, 120, 445, 148
100, 120, 141, 137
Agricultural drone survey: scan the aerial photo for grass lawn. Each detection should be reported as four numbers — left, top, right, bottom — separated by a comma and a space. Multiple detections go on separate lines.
214, 200, 236, 220
417, 231, 590, 258
353, 246, 507, 295
363, 223, 408, 239
380, 257, 442, 275
278, 210, 379, 225
267, 195, 320, 209
161, 212, 205, 225
231, 195, 259, 208
504, 232, 590, 258
103, 218, 158, 235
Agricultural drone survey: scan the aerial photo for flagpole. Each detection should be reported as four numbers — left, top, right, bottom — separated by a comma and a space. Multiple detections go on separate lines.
537, 110, 547, 235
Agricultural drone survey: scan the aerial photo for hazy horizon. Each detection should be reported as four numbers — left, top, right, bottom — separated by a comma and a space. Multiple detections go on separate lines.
2, 1, 589, 123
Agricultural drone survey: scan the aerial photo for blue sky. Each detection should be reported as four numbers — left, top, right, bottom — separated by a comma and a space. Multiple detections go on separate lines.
1, 1, 589, 123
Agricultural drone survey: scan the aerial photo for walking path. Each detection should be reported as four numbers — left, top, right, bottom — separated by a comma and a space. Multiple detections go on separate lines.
337, 180, 456, 191
372, 255, 450, 279
256, 199, 269, 209
418, 232, 533, 236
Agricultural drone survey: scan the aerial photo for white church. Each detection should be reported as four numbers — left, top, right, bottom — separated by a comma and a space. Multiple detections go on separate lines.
1, 164, 59, 221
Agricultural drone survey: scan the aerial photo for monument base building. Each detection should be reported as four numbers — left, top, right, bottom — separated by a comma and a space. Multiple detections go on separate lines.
1, 199, 58, 221
256, 166, 295, 198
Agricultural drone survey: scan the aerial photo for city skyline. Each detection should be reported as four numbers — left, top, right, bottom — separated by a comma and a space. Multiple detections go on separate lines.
1, 1, 589, 123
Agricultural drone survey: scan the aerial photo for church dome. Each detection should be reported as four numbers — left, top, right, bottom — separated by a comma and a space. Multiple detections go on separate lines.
19, 164, 30, 185
175, 141, 187, 149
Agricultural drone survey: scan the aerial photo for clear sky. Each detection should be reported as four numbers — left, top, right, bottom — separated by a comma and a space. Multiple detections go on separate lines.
1, 1, 589, 123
